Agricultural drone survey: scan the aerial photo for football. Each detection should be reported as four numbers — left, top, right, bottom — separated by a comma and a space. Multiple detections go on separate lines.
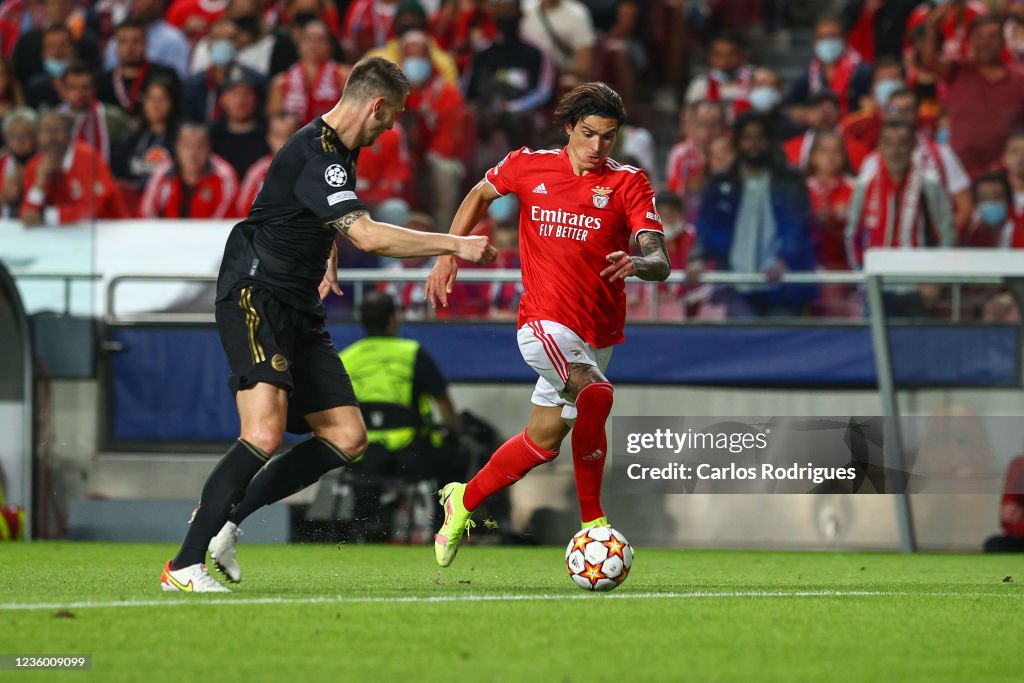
564, 526, 633, 591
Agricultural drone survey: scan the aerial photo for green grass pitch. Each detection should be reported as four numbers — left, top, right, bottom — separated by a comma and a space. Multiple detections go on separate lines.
2, 542, 1022, 682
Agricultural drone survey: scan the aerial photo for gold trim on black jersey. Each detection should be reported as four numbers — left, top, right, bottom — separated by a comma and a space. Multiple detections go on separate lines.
238, 286, 265, 364
321, 126, 337, 153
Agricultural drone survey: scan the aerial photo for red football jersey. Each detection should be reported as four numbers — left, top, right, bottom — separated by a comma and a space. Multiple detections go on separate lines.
485, 147, 663, 348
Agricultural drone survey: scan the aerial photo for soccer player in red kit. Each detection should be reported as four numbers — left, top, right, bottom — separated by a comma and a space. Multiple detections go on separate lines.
426, 82, 671, 567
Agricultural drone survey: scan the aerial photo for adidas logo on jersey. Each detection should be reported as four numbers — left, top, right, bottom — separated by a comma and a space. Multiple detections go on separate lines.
532, 183, 548, 194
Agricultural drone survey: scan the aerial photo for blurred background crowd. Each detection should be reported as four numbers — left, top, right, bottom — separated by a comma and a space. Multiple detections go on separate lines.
2, 0, 1023, 322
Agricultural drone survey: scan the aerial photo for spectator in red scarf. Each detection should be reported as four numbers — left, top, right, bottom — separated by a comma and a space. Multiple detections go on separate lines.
99, 18, 181, 120
20, 110, 128, 225
138, 122, 239, 218
857, 87, 972, 232
846, 122, 954, 264
922, 14, 1024, 177
786, 16, 873, 119
845, 121, 954, 321
267, 19, 349, 124
58, 62, 133, 167
685, 31, 752, 122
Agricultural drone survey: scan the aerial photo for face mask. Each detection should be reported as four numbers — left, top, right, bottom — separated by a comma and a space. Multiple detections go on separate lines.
488, 195, 519, 224
44, 59, 68, 79
748, 86, 781, 112
814, 38, 845, 64
210, 40, 236, 67
934, 127, 950, 145
979, 201, 1008, 227
873, 78, 903, 107
402, 57, 432, 86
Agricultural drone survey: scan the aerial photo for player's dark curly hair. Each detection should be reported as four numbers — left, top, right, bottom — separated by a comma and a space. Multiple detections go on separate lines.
553, 82, 626, 132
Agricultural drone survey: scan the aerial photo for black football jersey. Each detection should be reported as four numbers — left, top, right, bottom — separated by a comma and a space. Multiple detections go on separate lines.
216, 116, 367, 315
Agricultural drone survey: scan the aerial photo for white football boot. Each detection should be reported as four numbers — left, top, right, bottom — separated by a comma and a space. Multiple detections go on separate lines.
160, 560, 231, 592
208, 521, 243, 583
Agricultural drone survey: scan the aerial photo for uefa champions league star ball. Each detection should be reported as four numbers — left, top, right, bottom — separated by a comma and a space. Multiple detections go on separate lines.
565, 526, 632, 592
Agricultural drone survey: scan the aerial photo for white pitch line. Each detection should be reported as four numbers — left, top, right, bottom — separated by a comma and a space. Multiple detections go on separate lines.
0, 589, 1009, 612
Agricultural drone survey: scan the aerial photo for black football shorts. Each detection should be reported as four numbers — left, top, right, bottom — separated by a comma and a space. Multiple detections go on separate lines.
216, 283, 357, 433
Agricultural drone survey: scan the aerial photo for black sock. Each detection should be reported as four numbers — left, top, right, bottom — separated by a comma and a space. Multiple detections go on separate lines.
228, 437, 356, 525
171, 439, 269, 569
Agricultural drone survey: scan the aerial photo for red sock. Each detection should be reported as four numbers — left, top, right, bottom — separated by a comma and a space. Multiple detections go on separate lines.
463, 431, 558, 511
572, 382, 614, 523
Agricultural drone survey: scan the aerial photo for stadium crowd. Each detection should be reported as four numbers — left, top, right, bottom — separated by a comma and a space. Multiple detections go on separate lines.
2, 0, 1024, 320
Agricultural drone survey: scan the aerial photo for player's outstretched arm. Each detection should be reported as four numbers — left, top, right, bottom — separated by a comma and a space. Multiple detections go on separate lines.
331, 210, 497, 263
426, 179, 502, 309
600, 231, 671, 283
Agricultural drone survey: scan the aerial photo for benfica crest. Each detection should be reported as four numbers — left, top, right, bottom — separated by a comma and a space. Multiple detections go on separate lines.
592, 186, 613, 209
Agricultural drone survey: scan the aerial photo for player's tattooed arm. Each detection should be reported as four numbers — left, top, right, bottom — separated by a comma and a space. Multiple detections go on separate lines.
631, 232, 671, 281
600, 231, 671, 282
329, 209, 369, 237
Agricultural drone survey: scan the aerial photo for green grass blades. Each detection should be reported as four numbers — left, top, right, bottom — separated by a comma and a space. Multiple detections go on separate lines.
1, 543, 1022, 682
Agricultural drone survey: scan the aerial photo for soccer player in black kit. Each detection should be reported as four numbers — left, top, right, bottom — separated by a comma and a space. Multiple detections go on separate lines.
160, 56, 495, 592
